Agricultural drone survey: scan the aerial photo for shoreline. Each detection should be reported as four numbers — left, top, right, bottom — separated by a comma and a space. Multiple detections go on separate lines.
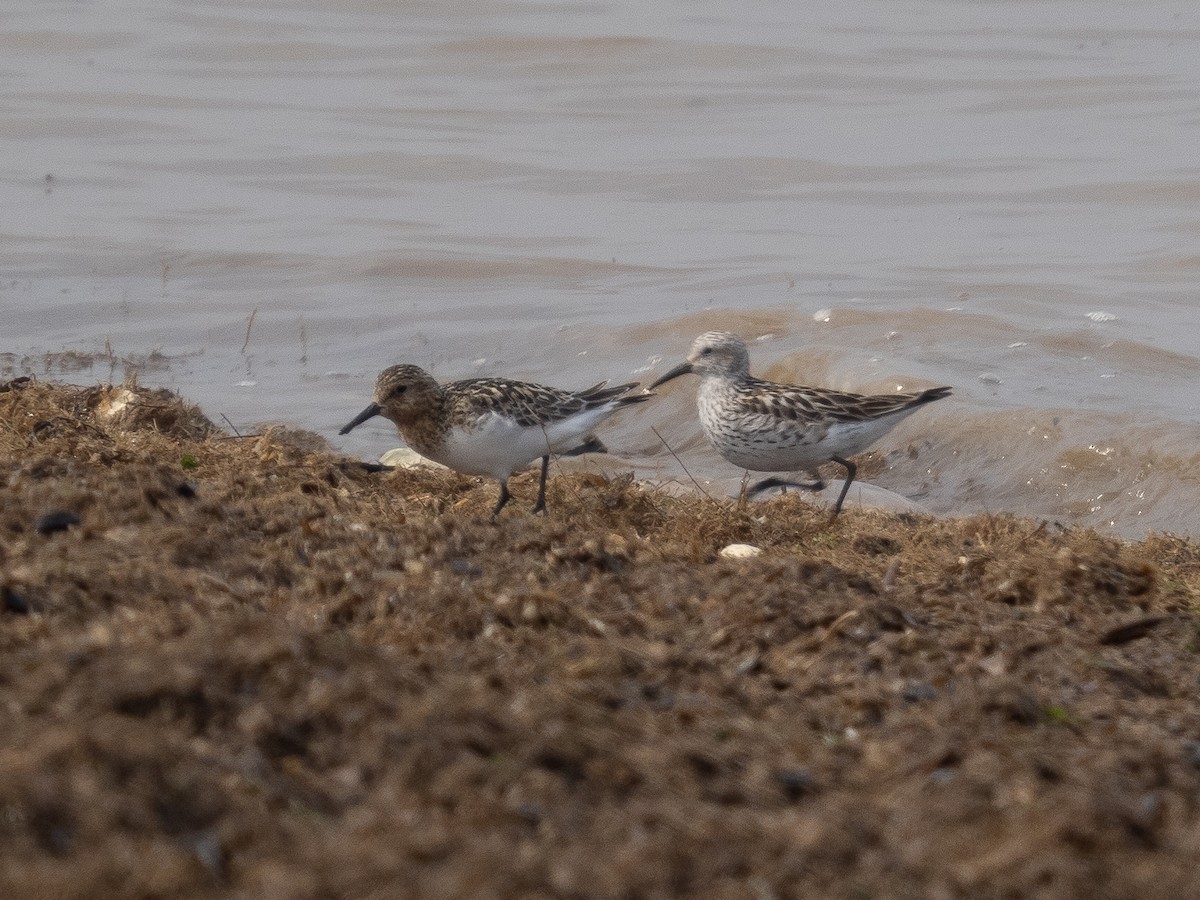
2, 377, 1199, 898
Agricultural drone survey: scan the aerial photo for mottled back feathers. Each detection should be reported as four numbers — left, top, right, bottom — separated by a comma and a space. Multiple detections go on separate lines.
445, 378, 648, 429
737, 379, 951, 426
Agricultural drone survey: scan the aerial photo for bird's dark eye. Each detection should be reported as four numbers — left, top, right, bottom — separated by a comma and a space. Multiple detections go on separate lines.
700, 347, 713, 356
392, 385, 407, 396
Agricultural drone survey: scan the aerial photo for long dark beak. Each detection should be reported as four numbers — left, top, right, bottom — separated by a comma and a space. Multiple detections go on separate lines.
339, 402, 382, 435
650, 361, 694, 389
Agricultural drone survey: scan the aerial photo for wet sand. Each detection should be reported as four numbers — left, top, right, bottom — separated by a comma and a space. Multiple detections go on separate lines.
2, 377, 1199, 898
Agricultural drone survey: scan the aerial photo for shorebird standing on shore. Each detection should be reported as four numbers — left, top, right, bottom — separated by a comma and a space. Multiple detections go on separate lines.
340, 364, 650, 518
651, 332, 951, 514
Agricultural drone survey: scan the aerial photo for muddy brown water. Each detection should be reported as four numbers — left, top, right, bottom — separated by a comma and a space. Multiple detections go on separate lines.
4, 1, 1200, 537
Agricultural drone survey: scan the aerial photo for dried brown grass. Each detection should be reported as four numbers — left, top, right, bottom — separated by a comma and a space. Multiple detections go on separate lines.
1, 377, 1199, 899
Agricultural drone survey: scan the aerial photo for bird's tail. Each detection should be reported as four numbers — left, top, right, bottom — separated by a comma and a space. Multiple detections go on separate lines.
579, 380, 655, 408
906, 385, 952, 408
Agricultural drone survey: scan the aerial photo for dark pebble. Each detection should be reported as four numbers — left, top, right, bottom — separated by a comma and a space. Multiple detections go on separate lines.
36, 511, 80, 535
1099, 615, 1168, 646
185, 830, 225, 877
902, 681, 938, 703
515, 803, 542, 825
46, 825, 73, 855
3, 587, 30, 614
776, 769, 816, 801
450, 559, 482, 578
1184, 741, 1200, 769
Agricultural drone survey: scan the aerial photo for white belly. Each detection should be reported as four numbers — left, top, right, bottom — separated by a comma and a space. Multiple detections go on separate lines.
700, 401, 921, 474
420, 408, 617, 479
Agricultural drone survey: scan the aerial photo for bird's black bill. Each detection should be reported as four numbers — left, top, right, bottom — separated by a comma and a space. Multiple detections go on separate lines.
339, 402, 382, 435
649, 361, 694, 389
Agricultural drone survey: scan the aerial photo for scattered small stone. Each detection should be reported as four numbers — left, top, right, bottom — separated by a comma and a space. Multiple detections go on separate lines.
1005, 691, 1043, 725
902, 681, 938, 703
450, 559, 482, 579
3, 586, 30, 614
1183, 741, 1200, 769
1034, 760, 1062, 782
36, 511, 80, 535
977, 653, 1007, 677
1099, 615, 1168, 645
776, 770, 815, 801
185, 829, 225, 877
719, 543, 762, 559
515, 802, 542, 825
735, 653, 761, 675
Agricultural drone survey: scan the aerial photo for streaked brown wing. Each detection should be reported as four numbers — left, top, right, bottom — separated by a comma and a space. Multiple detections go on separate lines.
449, 378, 586, 427
739, 379, 927, 424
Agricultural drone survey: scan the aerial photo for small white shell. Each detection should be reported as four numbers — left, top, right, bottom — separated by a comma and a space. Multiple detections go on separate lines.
379, 447, 447, 470
719, 543, 763, 559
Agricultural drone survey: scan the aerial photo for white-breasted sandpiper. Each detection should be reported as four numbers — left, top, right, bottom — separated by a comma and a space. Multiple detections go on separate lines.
651, 331, 951, 514
341, 364, 650, 518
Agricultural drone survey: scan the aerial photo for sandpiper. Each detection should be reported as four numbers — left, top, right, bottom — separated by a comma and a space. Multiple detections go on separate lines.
340, 364, 650, 518
651, 331, 951, 514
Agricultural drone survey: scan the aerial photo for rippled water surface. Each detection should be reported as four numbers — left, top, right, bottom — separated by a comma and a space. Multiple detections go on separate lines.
4, 0, 1200, 536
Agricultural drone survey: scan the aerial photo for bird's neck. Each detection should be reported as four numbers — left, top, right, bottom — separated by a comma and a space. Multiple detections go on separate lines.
699, 371, 744, 394
391, 389, 450, 455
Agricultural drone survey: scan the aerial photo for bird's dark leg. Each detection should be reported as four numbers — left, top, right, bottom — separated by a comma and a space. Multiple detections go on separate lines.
747, 475, 825, 499
830, 455, 857, 515
492, 479, 513, 520
736, 471, 751, 509
531, 455, 550, 516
